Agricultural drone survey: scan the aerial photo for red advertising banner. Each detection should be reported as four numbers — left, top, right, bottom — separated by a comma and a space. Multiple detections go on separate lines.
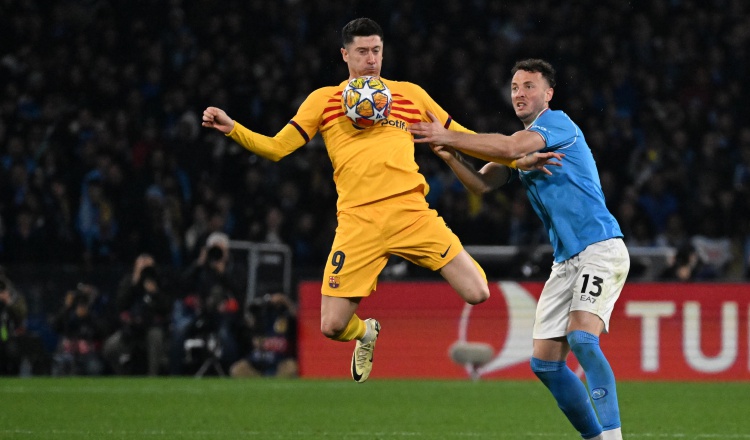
298, 281, 750, 381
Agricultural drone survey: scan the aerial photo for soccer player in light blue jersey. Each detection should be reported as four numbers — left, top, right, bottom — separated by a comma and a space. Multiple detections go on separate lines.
409, 59, 628, 440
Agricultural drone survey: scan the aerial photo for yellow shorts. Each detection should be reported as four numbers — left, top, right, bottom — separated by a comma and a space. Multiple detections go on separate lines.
322, 189, 464, 298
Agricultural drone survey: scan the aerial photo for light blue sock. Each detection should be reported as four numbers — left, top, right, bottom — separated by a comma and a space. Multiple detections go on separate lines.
568, 330, 621, 431
530, 357, 602, 439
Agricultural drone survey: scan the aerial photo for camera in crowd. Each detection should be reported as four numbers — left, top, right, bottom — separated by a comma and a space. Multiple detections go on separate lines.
206, 245, 225, 263
204, 232, 229, 265
73, 290, 90, 307
70, 283, 98, 308
138, 265, 161, 294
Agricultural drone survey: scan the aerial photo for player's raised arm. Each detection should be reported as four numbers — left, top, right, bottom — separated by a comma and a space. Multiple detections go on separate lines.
202, 107, 236, 134
201, 106, 303, 162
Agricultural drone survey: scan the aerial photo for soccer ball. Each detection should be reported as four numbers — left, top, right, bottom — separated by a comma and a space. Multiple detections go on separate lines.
341, 76, 392, 127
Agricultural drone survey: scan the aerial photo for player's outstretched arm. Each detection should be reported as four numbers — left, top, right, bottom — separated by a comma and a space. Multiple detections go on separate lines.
202, 106, 304, 162
410, 111, 544, 163
202, 107, 236, 134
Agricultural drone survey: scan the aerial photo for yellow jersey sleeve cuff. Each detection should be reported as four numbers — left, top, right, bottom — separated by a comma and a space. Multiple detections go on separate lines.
226, 120, 242, 138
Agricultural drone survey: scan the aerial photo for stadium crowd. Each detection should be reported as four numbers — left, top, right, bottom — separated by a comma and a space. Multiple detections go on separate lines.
1, 0, 749, 375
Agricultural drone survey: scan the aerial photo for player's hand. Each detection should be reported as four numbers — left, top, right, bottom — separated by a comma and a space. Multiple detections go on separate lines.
516, 152, 565, 176
202, 107, 236, 134
409, 111, 451, 145
429, 143, 457, 162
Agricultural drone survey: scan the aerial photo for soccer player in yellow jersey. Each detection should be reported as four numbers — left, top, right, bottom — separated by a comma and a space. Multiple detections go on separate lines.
202, 17, 562, 382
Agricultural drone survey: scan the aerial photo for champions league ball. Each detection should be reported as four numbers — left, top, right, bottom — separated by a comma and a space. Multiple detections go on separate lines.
341, 76, 392, 127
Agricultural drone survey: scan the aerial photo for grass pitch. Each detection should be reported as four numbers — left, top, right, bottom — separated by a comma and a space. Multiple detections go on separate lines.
1, 378, 749, 439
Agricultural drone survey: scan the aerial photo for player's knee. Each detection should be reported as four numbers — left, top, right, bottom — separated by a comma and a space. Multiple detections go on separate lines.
567, 330, 608, 370
320, 318, 345, 340
567, 330, 599, 356
465, 285, 490, 305
530, 357, 564, 374
529, 357, 566, 385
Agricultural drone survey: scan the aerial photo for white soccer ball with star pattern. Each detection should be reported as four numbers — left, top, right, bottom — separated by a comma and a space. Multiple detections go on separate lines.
341, 76, 392, 127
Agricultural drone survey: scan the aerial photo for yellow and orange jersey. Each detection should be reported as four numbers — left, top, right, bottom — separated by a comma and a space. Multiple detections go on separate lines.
227, 78, 472, 211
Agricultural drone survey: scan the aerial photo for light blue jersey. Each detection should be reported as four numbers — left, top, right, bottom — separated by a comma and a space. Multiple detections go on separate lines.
520, 109, 622, 262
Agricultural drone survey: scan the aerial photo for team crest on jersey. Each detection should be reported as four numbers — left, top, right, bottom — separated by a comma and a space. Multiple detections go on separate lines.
329, 276, 340, 288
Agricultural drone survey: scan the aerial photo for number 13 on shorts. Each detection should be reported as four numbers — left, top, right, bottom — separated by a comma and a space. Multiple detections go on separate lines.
568, 239, 629, 330
574, 269, 608, 310
572, 267, 627, 332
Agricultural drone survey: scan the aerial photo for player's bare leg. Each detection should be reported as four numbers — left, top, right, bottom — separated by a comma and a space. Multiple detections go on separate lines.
320, 295, 361, 339
438, 250, 490, 305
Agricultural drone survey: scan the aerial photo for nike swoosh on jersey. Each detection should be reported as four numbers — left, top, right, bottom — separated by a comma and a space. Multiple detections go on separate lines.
440, 245, 452, 258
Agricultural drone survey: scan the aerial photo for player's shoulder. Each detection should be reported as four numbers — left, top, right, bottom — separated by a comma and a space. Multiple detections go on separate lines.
297, 84, 346, 112
381, 78, 426, 94
539, 108, 566, 119
381, 79, 432, 108
308, 83, 345, 99
536, 109, 577, 126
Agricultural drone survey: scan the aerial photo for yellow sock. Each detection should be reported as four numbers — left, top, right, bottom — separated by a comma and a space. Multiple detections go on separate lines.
332, 314, 366, 342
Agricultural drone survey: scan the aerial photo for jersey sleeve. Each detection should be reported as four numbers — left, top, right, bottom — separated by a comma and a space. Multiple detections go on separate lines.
409, 83, 475, 134
527, 111, 577, 151
287, 88, 327, 142
446, 118, 475, 134
227, 89, 326, 161
227, 122, 305, 162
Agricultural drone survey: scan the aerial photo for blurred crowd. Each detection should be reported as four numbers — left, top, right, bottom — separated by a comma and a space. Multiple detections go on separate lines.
2, 0, 750, 280
2, 0, 749, 281
1, 240, 299, 377
1, 0, 750, 375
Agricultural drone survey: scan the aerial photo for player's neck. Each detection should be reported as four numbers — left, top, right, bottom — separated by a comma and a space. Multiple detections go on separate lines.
522, 108, 548, 129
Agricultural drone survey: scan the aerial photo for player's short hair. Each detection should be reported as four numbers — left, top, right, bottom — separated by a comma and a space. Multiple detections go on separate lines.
341, 18, 384, 48
511, 59, 556, 88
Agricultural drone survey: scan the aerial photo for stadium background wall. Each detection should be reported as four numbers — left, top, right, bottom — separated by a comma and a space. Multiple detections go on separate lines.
298, 281, 750, 381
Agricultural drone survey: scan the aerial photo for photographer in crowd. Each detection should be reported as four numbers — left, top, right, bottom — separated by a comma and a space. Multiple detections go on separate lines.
103, 254, 172, 375
51, 283, 108, 375
230, 292, 298, 378
0, 274, 28, 375
170, 232, 241, 374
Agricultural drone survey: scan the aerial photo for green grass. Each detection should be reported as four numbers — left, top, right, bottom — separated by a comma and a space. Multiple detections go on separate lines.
1, 378, 749, 439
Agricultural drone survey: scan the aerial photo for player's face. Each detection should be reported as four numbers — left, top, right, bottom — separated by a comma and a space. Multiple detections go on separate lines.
511, 70, 553, 125
341, 35, 383, 79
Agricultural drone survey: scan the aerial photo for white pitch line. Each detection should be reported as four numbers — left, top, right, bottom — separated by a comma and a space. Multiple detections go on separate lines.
2, 430, 750, 439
